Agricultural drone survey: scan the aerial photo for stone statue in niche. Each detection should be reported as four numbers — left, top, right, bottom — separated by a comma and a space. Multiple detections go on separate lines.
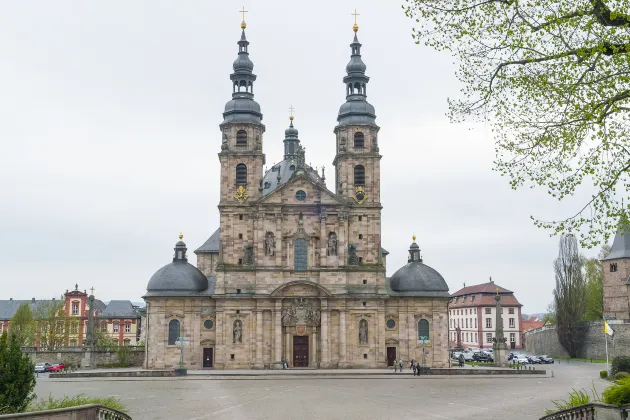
348, 244, 359, 265
256, 135, 261, 150
359, 319, 368, 344
244, 244, 254, 265
327, 232, 337, 256
265, 232, 276, 256
233, 320, 242, 344
221, 132, 228, 150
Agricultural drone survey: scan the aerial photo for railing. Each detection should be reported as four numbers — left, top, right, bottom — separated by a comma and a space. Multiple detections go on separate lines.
0, 404, 132, 419
539, 403, 629, 420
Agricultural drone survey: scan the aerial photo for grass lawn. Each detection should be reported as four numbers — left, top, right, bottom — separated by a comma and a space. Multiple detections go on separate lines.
464, 361, 494, 366
554, 357, 607, 363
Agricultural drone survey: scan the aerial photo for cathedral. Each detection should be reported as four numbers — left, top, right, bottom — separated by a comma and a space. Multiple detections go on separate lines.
143, 17, 451, 369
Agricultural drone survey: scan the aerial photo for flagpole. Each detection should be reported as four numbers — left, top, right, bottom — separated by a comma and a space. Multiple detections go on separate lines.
604, 320, 610, 374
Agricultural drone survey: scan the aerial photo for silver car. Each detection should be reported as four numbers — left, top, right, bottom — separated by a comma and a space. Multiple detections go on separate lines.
34, 362, 50, 373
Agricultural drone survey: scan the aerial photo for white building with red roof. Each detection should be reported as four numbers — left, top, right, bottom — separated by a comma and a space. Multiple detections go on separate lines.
448, 279, 523, 350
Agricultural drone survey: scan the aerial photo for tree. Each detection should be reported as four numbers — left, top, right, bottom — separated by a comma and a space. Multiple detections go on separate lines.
33, 298, 77, 350
582, 244, 611, 320
543, 301, 557, 325
0, 332, 36, 413
404, 0, 630, 247
554, 235, 587, 357
9, 304, 35, 347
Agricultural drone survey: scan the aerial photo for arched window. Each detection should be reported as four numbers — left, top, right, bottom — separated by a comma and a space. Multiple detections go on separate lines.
236, 163, 247, 185
418, 319, 430, 340
294, 239, 308, 272
354, 132, 365, 148
236, 130, 247, 146
168, 319, 180, 345
354, 165, 365, 186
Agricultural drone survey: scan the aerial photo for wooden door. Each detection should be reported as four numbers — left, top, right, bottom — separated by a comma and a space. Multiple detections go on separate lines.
293, 336, 309, 367
203, 348, 213, 368
387, 347, 396, 366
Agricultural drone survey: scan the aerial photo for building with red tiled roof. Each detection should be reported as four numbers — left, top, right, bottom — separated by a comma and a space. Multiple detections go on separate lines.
521, 318, 544, 333
448, 279, 523, 349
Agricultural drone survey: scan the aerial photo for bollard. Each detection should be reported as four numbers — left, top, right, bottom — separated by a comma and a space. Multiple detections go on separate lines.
551, 370, 554, 378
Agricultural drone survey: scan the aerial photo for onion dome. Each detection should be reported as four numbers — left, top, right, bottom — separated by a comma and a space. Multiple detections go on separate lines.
221, 23, 264, 127
336, 26, 377, 128
389, 236, 449, 294
145, 234, 208, 296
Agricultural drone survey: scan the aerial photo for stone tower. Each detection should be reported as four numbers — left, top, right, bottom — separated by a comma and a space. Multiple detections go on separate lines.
601, 225, 630, 320
333, 24, 381, 206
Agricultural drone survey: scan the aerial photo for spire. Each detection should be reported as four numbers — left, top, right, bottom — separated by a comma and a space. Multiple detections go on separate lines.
602, 217, 630, 260
283, 106, 300, 160
221, 9, 263, 126
336, 12, 377, 128
408, 235, 422, 263
173, 233, 188, 263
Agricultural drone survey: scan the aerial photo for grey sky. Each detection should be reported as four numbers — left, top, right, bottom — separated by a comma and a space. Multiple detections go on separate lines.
0, 1, 600, 313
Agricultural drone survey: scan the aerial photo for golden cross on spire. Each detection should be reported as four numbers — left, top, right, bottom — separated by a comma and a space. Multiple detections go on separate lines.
352, 9, 360, 32
289, 105, 294, 121
240, 6, 248, 29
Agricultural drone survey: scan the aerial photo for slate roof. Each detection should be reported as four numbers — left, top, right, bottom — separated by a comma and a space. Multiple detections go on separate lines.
389, 262, 449, 294
602, 227, 630, 260
100, 300, 139, 319
0, 300, 51, 321
195, 228, 220, 254
143, 276, 216, 298
451, 281, 512, 296
261, 159, 323, 197
384, 278, 450, 298
93, 299, 107, 313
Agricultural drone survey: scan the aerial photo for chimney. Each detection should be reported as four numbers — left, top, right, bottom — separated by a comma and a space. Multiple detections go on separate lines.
32, 298, 35, 303
9, 298, 12, 301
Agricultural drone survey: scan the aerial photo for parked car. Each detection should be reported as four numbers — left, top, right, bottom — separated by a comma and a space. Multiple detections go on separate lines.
473, 351, 494, 362
527, 356, 541, 364
49, 363, 66, 372
538, 355, 554, 364
512, 355, 529, 364
34, 363, 51, 373
462, 351, 475, 362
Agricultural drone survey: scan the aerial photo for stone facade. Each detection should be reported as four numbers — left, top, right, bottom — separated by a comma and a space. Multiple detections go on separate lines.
603, 258, 630, 320
143, 24, 450, 370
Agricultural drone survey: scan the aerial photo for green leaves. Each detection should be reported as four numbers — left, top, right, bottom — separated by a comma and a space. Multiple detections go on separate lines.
0, 332, 36, 414
405, 0, 630, 246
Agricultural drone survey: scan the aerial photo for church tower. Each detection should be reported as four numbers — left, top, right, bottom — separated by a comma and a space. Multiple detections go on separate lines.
218, 18, 265, 205
332, 20, 381, 206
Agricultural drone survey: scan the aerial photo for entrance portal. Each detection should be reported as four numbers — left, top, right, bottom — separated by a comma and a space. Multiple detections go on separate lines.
387, 347, 396, 366
293, 336, 309, 367
202, 348, 213, 368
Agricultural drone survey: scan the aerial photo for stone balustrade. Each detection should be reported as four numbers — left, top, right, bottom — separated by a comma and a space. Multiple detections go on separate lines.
0, 404, 131, 419
539, 403, 629, 420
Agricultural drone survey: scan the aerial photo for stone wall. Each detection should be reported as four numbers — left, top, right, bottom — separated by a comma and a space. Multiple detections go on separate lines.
23, 348, 144, 368
525, 321, 630, 359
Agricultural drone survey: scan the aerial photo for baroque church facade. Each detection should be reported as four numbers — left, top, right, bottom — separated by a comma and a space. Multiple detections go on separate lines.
143, 19, 451, 369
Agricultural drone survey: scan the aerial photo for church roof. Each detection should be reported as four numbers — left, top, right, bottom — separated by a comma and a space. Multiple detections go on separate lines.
195, 228, 220, 254
261, 159, 323, 197
602, 227, 630, 260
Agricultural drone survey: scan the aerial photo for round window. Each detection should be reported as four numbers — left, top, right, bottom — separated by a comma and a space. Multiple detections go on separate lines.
296, 190, 306, 201
386, 319, 396, 329
204, 320, 214, 329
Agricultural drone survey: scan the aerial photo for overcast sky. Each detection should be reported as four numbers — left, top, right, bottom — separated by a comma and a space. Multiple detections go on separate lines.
0, 1, 603, 313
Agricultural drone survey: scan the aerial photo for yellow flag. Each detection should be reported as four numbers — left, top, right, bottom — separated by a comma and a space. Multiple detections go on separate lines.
604, 321, 614, 337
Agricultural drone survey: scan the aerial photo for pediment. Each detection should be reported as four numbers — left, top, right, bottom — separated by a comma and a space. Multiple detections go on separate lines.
255, 174, 345, 206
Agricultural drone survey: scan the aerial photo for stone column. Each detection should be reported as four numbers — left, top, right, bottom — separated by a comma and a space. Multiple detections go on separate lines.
398, 310, 407, 362
377, 309, 386, 368
408, 313, 415, 363
275, 214, 282, 267
274, 301, 282, 363
320, 301, 330, 368
285, 330, 291, 366
320, 216, 327, 267
338, 215, 346, 266
311, 330, 318, 368
338, 309, 347, 367
255, 310, 264, 369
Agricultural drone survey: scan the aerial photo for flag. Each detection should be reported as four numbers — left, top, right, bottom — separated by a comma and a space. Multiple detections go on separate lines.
604, 321, 614, 337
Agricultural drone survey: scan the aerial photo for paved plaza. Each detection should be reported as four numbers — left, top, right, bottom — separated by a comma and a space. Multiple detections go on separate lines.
35, 361, 608, 420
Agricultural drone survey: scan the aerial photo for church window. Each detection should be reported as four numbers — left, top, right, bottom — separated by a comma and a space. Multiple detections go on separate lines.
296, 190, 306, 201
236, 310, 240, 314
294, 239, 308, 272
610, 263, 618, 272
204, 320, 214, 329
418, 319, 430, 340
236, 289, 241, 294
236, 130, 248, 146
238, 233, 243, 239
363, 353, 368, 359
386, 319, 395, 329
359, 234, 363, 240
168, 319, 180, 345
236, 164, 247, 185
354, 132, 365, 148
358, 257, 363, 263
354, 165, 365, 186
230, 354, 235, 360
239, 215, 243, 220
363, 279, 367, 285
238, 258, 243, 265
358, 216, 362, 221
362, 302, 366, 307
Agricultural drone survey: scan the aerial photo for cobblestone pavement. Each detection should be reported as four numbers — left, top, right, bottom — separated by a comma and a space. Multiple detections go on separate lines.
35, 361, 609, 420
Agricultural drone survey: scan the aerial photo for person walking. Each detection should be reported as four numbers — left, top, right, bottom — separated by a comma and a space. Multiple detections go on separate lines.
393, 359, 397, 372
410, 360, 414, 371
399, 360, 403, 372
459, 353, 465, 368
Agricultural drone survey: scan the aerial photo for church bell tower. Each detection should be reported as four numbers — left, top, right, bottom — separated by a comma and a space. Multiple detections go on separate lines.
218, 15, 266, 205
333, 18, 381, 206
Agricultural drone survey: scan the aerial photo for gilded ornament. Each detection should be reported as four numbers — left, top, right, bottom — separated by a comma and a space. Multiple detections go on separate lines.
234, 185, 249, 203
353, 186, 368, 204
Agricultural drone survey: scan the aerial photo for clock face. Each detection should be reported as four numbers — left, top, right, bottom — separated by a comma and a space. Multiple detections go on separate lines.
353, 187, 368, 204
355, 192, 365, 201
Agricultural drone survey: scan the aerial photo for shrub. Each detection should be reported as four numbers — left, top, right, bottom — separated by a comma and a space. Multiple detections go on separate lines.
0, 332, 36, 414
28, 394, 127, 413
600, 370, 608, 379
602, 377, 630, 407
545, 387, 601, 415
116, 346, 130, 367
615, 372, 629, 380
611, 356, 630, 376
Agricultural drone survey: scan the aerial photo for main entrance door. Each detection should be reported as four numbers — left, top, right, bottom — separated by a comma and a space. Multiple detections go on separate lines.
202, 348, 213, 368
293, 336, 309, 367
387, 347, 396, 366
